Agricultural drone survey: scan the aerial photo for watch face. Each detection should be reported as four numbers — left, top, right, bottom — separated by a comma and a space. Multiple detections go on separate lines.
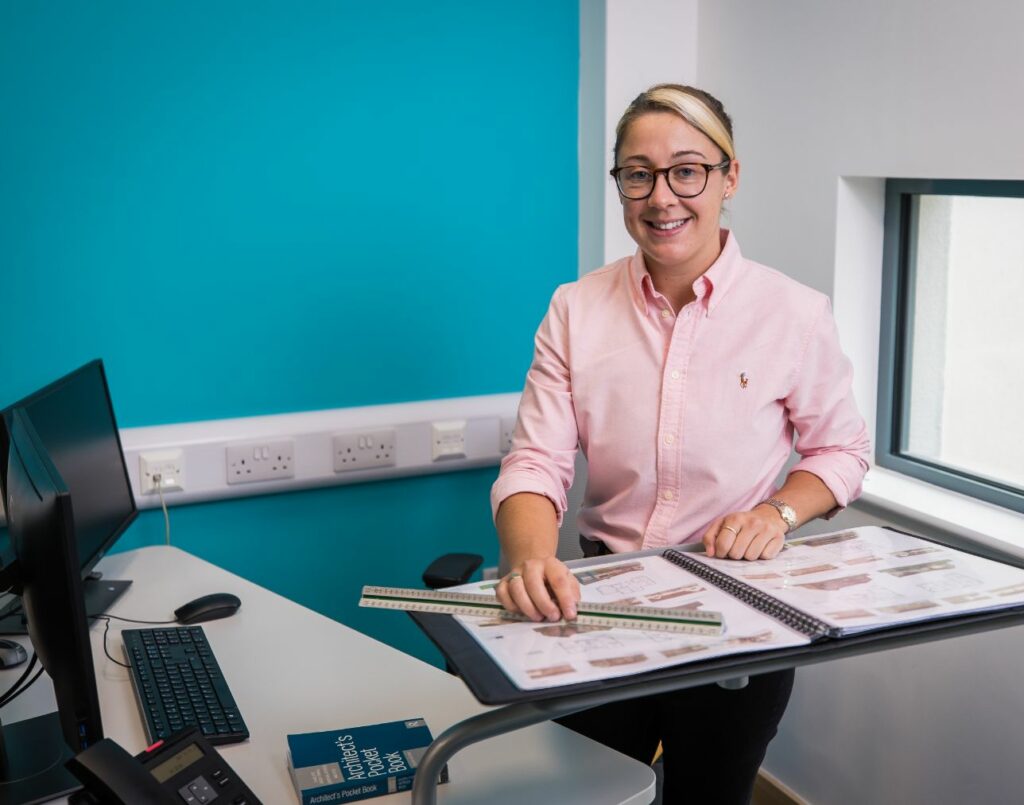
765, 498, 797, 529
781, 505, 797, 527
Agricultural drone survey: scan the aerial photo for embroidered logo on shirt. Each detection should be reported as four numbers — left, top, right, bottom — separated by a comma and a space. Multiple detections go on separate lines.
739, 372, 749, 389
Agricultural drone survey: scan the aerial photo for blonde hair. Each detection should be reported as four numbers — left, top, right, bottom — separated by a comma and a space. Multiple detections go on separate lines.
614, 84, 735, 163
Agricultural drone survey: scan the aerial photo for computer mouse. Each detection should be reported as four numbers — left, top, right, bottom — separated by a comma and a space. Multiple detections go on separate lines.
174, 593, 242, 625
0, 638, 28, 669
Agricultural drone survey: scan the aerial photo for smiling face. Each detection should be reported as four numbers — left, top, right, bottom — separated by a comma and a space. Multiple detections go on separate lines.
616, 112, 739, 280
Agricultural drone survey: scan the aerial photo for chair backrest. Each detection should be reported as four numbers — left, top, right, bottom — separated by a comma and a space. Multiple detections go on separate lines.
556, 449, 588, 562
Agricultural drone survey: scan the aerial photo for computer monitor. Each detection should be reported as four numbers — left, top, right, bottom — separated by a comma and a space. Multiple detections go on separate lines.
0, 407, 103, 804
0, 360, 137, 631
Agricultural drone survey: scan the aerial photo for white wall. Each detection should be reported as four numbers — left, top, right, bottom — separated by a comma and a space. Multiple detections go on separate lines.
599, 0, 699, 269
579, 0, 607, 277
691, 2, 1024, 802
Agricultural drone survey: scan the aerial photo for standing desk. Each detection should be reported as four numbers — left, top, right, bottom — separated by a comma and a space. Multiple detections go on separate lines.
1, 546, 656, 805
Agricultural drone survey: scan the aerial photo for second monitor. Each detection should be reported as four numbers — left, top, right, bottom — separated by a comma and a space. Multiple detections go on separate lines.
0, 360, 138, 633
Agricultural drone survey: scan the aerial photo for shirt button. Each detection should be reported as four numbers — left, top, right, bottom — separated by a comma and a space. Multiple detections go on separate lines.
671, 370, 681, 380
662, 489, 675, 501
664, 434, 675, 445
661, 309, 672, 319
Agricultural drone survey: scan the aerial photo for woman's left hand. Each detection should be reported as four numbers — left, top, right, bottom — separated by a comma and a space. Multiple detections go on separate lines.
701, 504, 787, 560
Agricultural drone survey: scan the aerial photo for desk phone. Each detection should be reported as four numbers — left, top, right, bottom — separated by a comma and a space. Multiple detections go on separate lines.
67, 727, 261, 804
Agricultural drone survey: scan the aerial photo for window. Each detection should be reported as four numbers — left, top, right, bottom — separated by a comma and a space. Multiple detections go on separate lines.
878, 179, 1024, 514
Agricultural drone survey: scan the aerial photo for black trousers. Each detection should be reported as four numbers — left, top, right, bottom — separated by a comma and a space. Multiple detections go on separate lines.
564, 538, 796, 805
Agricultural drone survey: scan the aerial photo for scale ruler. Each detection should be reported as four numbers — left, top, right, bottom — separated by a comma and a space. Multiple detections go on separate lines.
360, 585, 724, 635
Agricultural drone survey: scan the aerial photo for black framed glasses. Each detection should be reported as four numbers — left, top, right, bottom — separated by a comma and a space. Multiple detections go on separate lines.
609, 159, 731, 200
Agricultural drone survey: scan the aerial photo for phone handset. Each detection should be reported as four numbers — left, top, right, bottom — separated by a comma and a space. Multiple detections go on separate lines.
67, 739, 178, 804
67, 728, 261, 804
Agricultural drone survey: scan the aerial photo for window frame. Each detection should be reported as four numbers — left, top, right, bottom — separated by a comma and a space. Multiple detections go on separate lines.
878, 178, 1024, 514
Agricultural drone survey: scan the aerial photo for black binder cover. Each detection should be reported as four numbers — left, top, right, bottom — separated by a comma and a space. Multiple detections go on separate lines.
411, 529, 1024, 705
411, 606, 1024, 705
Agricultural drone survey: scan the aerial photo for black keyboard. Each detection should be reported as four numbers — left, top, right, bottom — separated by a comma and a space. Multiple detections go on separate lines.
123, 626, 250, 745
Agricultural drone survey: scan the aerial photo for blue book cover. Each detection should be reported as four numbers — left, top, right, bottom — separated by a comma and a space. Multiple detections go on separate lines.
287, 718, 449, 804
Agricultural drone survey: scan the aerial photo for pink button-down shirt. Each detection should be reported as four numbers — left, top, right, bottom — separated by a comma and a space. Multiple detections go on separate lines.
491, 231, 870, 553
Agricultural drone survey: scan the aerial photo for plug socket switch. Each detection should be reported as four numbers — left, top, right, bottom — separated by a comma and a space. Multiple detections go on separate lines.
333, 429, 397, 472
227, 440, 295, 484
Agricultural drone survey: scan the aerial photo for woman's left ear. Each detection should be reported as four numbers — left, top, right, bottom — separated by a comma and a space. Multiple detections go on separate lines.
724, 158, 740, 200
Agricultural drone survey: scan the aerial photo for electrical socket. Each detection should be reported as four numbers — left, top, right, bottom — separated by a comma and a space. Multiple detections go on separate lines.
431, 420, 466, 461
499, 416, 516, 454
226, 440, 295, 484
140, 450, 186, 494
333, 429, 397, 472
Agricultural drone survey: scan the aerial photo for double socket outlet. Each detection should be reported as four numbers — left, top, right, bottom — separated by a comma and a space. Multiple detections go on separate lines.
499, 417, 516, 454
333, 429, 396, 472
227, 440, 295, 485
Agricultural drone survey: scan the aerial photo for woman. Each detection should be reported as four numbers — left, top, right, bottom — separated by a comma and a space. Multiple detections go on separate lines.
490, 84, 870, 803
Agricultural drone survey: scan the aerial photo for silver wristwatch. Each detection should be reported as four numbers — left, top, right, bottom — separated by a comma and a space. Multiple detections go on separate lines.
760, 497, 797, 532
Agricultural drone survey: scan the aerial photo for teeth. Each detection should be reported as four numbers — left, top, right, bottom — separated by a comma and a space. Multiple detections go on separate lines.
651, 219, 687, 230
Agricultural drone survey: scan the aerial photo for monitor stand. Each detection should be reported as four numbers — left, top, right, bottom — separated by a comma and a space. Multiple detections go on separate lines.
0, 712, 81, 804
0, 577, 132, 635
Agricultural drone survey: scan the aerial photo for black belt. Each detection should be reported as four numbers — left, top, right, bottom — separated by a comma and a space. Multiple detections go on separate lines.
579, 535, 613, 558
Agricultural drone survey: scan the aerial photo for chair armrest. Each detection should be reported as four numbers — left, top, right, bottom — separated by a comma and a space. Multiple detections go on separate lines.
422, 553, 484, 589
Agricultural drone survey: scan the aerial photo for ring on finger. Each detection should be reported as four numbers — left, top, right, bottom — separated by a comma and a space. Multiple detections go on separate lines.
506, 572, 522, 582
721, 525, 741, 536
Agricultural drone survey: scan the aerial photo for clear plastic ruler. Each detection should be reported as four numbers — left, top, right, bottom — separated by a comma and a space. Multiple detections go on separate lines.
359, 585, 724, 635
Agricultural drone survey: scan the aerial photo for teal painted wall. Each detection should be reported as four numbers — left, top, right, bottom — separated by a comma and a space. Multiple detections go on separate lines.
1, 1, 579, 665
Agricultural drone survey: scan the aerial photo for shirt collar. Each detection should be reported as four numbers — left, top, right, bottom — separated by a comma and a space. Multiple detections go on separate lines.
629, 229, 744, 317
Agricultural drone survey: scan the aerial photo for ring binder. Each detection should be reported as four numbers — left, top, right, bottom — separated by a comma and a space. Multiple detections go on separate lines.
401, 527, 1024, 700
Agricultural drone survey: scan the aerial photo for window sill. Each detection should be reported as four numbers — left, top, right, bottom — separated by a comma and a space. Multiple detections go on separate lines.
858, 466, 1024, 558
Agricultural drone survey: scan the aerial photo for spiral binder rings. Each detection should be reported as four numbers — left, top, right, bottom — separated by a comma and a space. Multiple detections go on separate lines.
663, 550, 833, 639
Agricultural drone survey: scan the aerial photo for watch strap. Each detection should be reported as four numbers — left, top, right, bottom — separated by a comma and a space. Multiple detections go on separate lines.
761, 497, 797, 532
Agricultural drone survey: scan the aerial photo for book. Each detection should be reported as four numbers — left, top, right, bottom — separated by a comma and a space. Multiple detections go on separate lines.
287, 718, 449, 804
445, 526, 1024, 692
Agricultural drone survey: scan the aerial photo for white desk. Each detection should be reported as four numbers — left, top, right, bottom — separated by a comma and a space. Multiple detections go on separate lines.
2, 546, 655, 804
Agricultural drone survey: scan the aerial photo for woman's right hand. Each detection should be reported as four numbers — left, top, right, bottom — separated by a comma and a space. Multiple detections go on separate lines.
495, 556, 580, 622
